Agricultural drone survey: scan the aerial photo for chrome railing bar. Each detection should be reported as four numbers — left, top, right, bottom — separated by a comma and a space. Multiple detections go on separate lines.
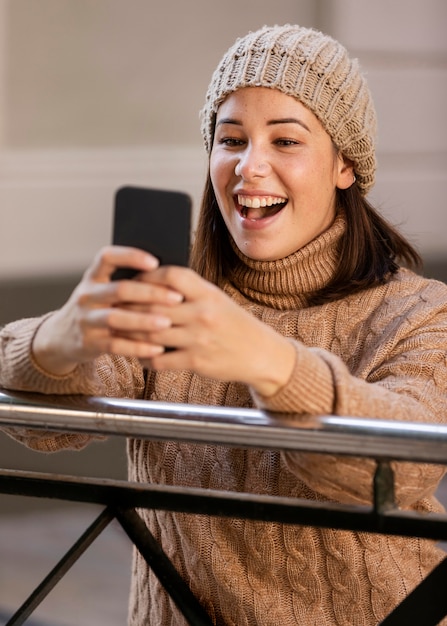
1, 390, 447, 463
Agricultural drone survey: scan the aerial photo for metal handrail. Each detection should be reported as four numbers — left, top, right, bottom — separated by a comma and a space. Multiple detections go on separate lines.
1, 389, 447, 463
1, 388, 447, 626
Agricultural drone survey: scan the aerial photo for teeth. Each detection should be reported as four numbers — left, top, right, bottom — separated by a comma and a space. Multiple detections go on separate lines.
238, 195, 286, 209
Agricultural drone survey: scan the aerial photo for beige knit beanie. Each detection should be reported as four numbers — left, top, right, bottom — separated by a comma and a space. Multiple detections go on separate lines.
201, 24, 377, 195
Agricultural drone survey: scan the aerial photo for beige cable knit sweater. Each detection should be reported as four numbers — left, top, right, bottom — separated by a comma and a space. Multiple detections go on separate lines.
1, 216, 447, 625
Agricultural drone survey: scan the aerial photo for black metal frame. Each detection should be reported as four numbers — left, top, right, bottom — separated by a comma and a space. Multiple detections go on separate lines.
1, 390, 447, 625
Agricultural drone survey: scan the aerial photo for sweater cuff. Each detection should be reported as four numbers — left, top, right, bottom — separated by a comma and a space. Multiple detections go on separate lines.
251, 341, 335, 415
1, 315, 104, 396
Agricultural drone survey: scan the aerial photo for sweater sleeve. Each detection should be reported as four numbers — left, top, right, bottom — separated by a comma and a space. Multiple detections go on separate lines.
0, 314, 145, 452
251, 288, 447, 508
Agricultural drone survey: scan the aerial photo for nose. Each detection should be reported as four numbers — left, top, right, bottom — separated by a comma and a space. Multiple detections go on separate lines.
234, 145, 270, 179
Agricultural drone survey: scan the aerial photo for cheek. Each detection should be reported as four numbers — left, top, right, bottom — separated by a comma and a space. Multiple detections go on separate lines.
210, 151, 235, 188
209, 153, 222, 193
210, 157, 232, 218
306, 157, 340, 198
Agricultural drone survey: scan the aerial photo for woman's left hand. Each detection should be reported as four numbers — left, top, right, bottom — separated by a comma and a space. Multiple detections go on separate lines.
129, 266, 296, 397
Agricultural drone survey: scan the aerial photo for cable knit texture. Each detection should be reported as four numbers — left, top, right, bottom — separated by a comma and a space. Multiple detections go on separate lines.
1, 215, 447, 625
200, 24, 377, 195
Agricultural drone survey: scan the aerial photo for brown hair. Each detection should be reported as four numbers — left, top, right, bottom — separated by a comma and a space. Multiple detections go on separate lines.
189, 171, 422, 306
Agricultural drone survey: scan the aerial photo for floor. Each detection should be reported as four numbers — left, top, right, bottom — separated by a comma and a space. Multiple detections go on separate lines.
1, 478, 447, 626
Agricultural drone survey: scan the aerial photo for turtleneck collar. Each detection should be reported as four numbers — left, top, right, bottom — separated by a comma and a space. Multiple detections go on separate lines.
220, 213, 346, 310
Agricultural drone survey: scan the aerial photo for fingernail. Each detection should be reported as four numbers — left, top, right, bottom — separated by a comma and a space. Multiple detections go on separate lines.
153, 316, 172, 329
167, 291, 184, 303
143, 255, 159, 270
151, 345, 165, 355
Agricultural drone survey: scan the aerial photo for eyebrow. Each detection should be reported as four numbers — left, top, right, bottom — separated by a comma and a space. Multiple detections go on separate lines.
269, 118, 311, 133
216, 117, 311, 133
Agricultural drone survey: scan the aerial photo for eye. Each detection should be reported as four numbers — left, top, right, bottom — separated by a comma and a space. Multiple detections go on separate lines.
274, 138, 300, 147
218, 137, 246, 147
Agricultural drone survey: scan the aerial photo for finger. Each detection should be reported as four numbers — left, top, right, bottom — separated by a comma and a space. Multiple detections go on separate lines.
76, 279, 183, 309
86, 246, 160, 283
85, 307, 173, 334
82, 325, 166, 360
139, 266, 214, 302
133, 273, 184, 304
138, 308, 211, 355
135, 299, 195, 329
145, 347, 191, 371
112, 280, 184, 307
107, 335, 166, 359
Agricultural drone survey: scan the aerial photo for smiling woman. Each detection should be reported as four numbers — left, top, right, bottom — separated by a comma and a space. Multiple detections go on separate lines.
1, 23, 447, 626
209, 88, 354, 261
191, 25, 422, 306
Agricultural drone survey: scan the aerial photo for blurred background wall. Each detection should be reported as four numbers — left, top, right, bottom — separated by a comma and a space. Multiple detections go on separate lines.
0, 0, 446, 498
0, 0, 445, 287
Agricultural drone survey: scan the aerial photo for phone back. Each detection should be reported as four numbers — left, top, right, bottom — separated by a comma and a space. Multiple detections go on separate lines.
112, 186, 192, 276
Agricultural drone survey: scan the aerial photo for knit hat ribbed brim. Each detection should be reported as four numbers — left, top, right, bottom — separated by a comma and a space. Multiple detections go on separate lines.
200, 24, 377, 195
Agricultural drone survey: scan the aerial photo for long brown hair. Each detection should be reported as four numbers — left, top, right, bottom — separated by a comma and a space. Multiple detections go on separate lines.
189, 170, 422, 306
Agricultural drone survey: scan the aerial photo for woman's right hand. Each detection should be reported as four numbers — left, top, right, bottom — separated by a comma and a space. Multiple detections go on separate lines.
31, 246, 183, 376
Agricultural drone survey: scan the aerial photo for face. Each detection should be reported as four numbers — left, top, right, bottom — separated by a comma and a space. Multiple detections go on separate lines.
210, 87, 354, 261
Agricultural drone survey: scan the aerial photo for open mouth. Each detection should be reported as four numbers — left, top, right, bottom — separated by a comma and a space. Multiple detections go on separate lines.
236, 194, 288, 220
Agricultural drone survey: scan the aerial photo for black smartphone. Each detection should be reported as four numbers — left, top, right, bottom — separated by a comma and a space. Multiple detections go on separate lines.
111, 186, 192, 280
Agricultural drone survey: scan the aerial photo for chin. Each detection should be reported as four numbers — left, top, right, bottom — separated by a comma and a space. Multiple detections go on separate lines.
239, 247, 282, 262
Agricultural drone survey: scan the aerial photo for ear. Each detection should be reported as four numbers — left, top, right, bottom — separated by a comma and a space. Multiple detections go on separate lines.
335, 155, 356, 190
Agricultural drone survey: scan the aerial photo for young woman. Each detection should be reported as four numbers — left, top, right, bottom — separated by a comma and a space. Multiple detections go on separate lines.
1, 24, 447, 626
